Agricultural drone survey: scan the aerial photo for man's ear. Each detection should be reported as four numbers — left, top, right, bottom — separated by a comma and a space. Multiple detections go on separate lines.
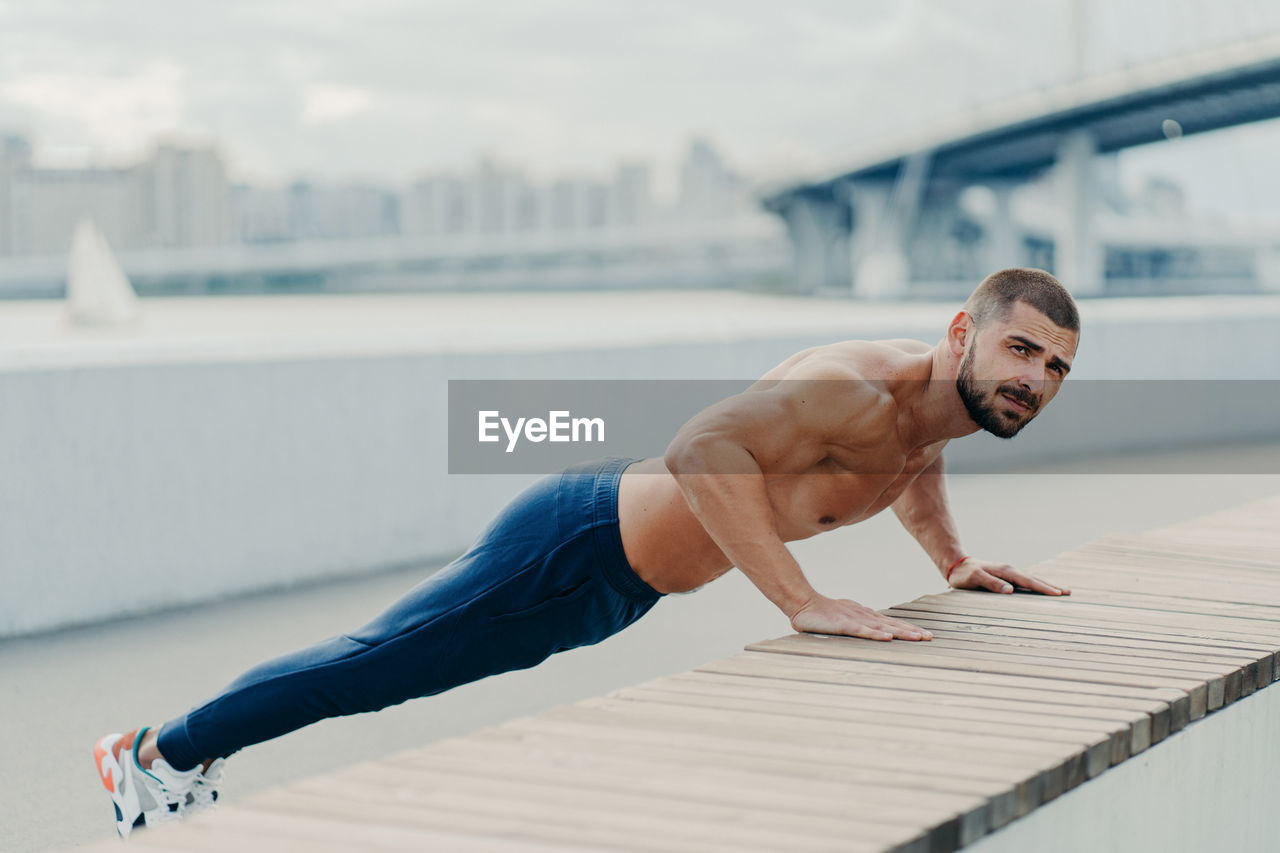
947, 311, 974, 356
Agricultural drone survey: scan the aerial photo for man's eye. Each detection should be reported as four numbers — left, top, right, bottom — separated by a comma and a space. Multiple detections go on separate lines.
1010, 345, 1027, 355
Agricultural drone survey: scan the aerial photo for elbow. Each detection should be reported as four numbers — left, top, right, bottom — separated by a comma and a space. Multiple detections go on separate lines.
664, 437, 695, 476
664, 431, 718, 476
665, 432, 754, 477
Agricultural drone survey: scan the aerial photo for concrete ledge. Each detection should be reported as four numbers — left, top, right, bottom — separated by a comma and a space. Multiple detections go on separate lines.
965, 678, 1280, 853
5, 291, 1280, 637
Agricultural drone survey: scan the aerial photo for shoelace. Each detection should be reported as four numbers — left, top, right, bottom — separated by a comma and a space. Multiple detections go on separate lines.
147, 784, 189, 825
187, 760, 225, 811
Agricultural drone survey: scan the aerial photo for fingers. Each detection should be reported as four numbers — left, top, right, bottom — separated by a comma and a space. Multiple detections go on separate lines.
973, 569, 1015, 594
849, 615, 931, 642
798, 599, 934, 642
851, 624, 895, 642
880, 614, 932, 641
989, 566, 1071, 596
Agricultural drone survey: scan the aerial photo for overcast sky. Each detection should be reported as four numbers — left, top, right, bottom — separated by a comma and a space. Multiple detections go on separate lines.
1, 0, 1278, 216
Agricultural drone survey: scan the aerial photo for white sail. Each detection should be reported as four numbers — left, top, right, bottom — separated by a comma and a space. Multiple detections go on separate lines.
66, 219, 140, 326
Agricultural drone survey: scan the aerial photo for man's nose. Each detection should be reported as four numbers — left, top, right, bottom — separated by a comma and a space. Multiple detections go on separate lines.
1016, 364, 1046, 394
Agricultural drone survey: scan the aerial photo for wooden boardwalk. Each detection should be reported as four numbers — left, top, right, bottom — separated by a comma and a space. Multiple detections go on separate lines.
84, 495, 1280, 852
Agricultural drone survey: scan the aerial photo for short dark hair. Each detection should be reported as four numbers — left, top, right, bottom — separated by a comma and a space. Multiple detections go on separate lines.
964, 268, 1080, 333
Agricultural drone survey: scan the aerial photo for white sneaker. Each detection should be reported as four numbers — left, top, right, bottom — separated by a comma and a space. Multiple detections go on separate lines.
93, 728, 201, 838
187, 757, 225, 814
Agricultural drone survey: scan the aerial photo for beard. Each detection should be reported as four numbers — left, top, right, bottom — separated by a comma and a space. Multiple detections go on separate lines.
956, 348, 1039, 439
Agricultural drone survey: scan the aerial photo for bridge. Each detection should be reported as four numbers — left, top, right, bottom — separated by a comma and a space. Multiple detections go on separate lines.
761, 35, 1280, 297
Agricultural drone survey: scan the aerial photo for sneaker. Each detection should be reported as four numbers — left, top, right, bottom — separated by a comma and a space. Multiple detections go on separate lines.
186, 757, 225, 815
93, 727, 201, 838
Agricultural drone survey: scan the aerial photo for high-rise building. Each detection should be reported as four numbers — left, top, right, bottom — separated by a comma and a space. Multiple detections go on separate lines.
230, 185, 293, 244
678, 137, 746, 221
0, 135, 33, 256
402, 174, 472, 236
140, 144, 231, 248
8, 166, 147, 256
0, 137, 232, 257
286, 181, 398, 241
610, 162, 653, 228
546, 177, 609, 231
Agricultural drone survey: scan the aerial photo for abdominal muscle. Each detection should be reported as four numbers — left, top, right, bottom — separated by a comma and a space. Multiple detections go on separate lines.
616, 456, 911, 595
617, 458, 731, 594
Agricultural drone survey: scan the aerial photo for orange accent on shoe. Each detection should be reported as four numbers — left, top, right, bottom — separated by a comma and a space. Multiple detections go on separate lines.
93, 740, 115, 793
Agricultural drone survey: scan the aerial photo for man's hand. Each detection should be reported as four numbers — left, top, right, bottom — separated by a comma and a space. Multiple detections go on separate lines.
790, 594, 933, 641
947, 557, 1070, 596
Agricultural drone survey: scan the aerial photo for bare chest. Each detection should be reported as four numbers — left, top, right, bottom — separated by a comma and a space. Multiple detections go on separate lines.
767, 447, 943, 540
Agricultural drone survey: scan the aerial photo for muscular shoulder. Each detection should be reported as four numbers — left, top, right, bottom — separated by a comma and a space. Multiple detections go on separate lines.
755, 358, 898, 449
761, 338, 931, 385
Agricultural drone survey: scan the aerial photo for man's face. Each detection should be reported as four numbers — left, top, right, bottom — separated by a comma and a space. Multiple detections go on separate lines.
956, 301, 1077, 439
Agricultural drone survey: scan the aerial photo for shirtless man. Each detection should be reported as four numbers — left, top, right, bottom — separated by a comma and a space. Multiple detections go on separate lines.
94, 267, 1078, 837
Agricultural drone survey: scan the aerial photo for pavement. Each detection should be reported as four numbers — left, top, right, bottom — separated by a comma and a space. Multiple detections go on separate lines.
5, 444, 1280, 852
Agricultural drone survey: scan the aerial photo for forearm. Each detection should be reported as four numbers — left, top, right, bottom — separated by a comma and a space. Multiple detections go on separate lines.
665, 439, 817, 617
891, 458, 965, 576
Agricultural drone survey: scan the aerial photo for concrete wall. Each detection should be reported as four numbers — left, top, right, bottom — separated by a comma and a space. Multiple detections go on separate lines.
3, 295, 1280, 637
966, 680, 1280, 853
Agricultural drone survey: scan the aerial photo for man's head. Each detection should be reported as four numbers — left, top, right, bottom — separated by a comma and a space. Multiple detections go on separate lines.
950, 268, 1079, 439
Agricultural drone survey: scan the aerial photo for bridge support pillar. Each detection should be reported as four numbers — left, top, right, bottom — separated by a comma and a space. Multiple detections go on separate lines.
1055, 130, 1105, 296
779, 194, 850, 294
984, 182, 1022, 273
848, 182, 909, 299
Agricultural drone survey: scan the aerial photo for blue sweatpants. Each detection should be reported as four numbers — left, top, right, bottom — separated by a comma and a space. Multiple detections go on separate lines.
156, 456, 664, 771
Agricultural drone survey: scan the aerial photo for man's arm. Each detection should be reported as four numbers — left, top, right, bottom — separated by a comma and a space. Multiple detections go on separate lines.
665, 371, 932, 640
891, 455, 1070, 595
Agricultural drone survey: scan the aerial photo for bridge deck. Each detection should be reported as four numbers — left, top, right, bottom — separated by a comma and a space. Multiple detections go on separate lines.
80, 495, 1280, 852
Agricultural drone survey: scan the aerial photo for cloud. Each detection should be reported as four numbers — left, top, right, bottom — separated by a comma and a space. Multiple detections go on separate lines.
0, 0, 1276, 198
301, 84, 377, 126
0, 61, 184, 159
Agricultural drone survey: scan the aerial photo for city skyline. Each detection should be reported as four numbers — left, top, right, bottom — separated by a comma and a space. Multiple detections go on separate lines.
0, 131, 759, 256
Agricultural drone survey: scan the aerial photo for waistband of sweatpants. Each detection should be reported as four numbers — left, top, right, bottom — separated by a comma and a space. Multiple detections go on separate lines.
589, 456, 665, 603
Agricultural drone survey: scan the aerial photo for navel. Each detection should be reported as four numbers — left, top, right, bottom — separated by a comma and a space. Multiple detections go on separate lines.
819, 515, 836, 525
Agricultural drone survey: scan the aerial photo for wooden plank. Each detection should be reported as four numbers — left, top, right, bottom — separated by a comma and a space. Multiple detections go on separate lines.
492, 712, 1043, 824
509, 704, 1068, 814
392, 738, 972, 847
636, 672, 1142, 761
888, 598, 1278, 658
126, 805, 561, 853
1044, 585, 1280, 631
667, 669, 1153, 754
1041, 566, 1280, 606
271, 763, 884, 853
900, 592, 1280, 650
448, 720, 1026, 829
747, 633, 1210, 719
870, 620, 1249, 705
700, 650, 1181, 742
883, 610, 1268, 697
537, 696, 1086, 809
1083, 535, 1280, 569
613, 684, 1121, 774
889, 599, 1280, 684
1067, 536, 1280, 566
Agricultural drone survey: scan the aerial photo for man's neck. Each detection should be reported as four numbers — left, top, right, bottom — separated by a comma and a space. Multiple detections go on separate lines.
896, 344, 980, 449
